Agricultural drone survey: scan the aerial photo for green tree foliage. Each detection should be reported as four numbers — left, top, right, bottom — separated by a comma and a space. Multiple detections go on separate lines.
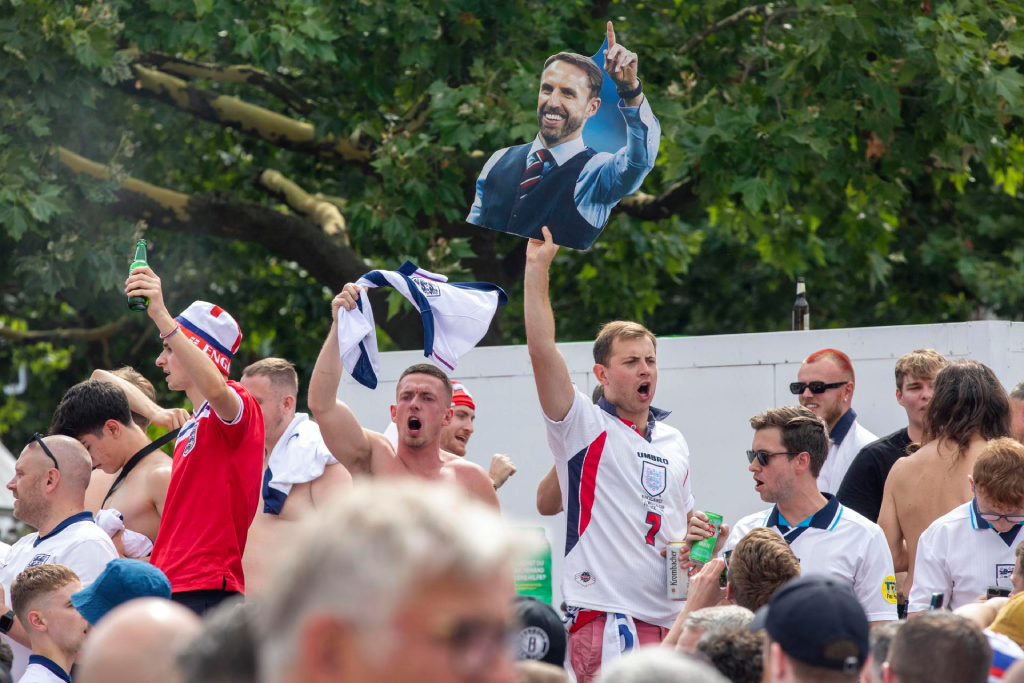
3, 0, 1024, 444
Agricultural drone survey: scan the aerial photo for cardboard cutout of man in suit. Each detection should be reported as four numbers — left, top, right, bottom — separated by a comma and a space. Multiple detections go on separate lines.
466, 22, 661, 251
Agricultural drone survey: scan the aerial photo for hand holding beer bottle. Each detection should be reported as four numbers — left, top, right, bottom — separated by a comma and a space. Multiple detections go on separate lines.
127, 240, 150, 311
125, 265, 174, 331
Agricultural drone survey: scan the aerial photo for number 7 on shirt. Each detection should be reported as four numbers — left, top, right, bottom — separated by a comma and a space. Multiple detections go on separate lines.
645, 511, 662, 545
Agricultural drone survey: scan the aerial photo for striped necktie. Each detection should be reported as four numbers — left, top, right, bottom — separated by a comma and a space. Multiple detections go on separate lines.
518, 148, 554, 198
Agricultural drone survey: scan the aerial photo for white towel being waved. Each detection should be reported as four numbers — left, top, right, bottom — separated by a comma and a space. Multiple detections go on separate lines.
95, 508, 154, 558
336, 261, 507, 389
262, 413, 337, 515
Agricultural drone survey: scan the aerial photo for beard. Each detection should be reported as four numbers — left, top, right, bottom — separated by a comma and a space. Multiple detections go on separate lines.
13, 493, 46, 528
821, 401, 845, 430
537, 105, 585, 146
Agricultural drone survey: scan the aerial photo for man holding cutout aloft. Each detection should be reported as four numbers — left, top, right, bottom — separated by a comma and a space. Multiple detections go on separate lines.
525, 226, 694, 681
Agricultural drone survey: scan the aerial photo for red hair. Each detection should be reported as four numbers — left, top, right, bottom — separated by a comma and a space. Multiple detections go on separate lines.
804, 348, 854, 382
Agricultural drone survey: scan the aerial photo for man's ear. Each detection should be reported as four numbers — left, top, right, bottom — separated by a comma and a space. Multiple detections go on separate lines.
443, 407, 454, 427
725, 582, 735, 604
593, 364, 609, 386
104, 419, 122, 439
389, 404, 397, 423
895, 388, 905, 408
27, 610, 45, 633
282, 394, 297, 413
585, 97, 601, 118
299, 615, 348, 683
771, 641, 788, 678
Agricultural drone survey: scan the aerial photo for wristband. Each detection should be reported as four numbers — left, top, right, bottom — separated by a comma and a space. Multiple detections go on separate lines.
617, 78, 643, 101
160, 323, 180, 340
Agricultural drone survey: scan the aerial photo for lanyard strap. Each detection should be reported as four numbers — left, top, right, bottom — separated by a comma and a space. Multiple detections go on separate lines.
102, 429, 179, 508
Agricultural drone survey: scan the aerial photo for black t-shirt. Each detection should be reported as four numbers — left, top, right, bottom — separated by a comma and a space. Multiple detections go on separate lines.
835, 427, 913, 523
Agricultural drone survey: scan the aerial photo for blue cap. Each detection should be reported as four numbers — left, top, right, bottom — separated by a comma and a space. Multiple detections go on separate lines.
71, 559, 172, 625
749, 575, 869, 674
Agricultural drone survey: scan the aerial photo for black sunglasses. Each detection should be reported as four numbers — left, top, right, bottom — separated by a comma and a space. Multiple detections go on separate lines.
789, 381, 848, 395
30, 433, 59, 471
746, 450, 801, 466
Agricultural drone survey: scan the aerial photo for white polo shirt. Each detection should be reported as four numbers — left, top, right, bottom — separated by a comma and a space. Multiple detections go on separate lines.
723, 494, 898, 622
817, 409, 877, 494
0, 512, 117, 680
545, 389, 694, 628
908, 499, 1023, 613
19, 655, 71, 683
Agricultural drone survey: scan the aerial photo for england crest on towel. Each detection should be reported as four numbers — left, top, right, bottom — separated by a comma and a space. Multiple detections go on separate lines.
641, 462, 666, 497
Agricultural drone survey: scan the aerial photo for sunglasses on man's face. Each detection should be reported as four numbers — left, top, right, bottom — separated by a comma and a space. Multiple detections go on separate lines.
29, 433, 59, 471
789, 381, 848, 395
746, 450, 801, 467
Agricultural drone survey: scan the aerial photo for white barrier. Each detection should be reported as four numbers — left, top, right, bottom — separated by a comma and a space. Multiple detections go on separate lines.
339, 321, 1024, 607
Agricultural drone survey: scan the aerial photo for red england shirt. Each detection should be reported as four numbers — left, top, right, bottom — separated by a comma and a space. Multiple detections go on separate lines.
150, 380, 264, 594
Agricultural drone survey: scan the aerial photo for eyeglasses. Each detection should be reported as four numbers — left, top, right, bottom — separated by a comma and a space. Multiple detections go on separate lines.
978, 511, 1024, 524
746, 450, 801, 466
30, 433, 59, 471
428, 617, 516, 676
789, 381, 848, 395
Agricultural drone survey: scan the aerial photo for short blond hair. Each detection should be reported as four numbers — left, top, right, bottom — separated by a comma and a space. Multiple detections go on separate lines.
895, 349, 948, 392
11, 564, 79, 626
242, 358, 299, 397
593, 321, 657, 366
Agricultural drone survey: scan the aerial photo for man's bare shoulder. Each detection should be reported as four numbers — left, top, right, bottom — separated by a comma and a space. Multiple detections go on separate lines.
443, 455, 491, 483
885, 456, 917, 488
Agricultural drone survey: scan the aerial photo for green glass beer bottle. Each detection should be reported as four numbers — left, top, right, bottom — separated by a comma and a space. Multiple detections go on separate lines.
127, 239, 149, 311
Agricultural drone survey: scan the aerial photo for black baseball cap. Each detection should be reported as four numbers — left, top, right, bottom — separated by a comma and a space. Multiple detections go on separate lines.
749, 575, 869, 674
514, 596, 567, 667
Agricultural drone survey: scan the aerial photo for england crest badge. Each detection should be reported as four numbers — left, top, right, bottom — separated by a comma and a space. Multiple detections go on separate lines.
641, 461, 667, 497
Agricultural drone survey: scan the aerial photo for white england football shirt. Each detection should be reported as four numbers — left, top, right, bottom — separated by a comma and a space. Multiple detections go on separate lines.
908, 500, 1023, 613
19, 656, 71, 683
723, 494, 897, 621
544, 389, 694, 628
0, 512, 117, 680
817, 409, 877, 494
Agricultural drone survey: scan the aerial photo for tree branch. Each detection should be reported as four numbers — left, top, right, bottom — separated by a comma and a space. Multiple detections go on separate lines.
616, 181, 698, 221
119, 65, 373, 164
0, 317, 132, 342
136, 52, 314, 115
680, 5, 770, 55
257, 169, 348, 243
53, 148, 425, 350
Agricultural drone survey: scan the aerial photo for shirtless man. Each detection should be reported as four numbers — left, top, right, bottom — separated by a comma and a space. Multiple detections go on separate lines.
239, 357, 352, 594
83, 367, 167, 516
308, 283, 499, 508
383, 382, 517, 489
878, 360, 1011, 601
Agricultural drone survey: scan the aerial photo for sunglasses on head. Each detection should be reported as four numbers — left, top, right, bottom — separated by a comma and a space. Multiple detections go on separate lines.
746, 450, 801, 466
789, 381, 848, 395
30, 433, 59, 471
